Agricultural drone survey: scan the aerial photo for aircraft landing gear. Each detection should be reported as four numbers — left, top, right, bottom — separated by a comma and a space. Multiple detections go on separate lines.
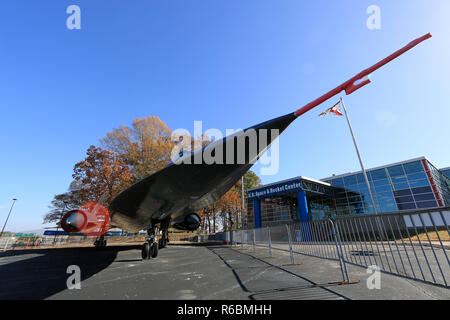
141, 228, 158, 260
158, 238, 168, 249
141, 218, 170, 260
94, 235, 107, 249
158, 217, 170, 249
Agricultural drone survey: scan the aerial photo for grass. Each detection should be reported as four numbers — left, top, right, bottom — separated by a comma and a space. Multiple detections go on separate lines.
403, 230, 449, 242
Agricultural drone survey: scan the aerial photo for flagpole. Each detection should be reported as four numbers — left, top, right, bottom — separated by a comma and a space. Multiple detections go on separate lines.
340, 97, 378, 214
241, 175, 245, 229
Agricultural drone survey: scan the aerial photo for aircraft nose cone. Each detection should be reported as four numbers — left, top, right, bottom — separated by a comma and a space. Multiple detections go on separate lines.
66, 212, 84, 228
61, 210, 87, 233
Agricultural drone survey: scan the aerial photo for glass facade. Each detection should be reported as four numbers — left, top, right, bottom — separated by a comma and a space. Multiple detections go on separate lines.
260, 197, 296, 226
246, 157, 450, 227
441, 167, 450, 178
307, 195, 336, 221
322, 158, 449, 215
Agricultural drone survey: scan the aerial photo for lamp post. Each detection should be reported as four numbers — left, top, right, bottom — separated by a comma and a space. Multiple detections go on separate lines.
0, 199, 18, 238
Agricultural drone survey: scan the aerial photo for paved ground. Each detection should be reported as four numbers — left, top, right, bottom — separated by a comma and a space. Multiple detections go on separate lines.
266, 240, 450, 287
0, 243, 448, 300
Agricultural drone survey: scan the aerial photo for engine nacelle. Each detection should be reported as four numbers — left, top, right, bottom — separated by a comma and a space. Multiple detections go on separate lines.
171, 213, 201, 231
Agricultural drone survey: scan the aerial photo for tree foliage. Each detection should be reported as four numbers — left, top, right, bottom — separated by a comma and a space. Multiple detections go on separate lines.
100, 116, 174, 181
44, 146, 132, 224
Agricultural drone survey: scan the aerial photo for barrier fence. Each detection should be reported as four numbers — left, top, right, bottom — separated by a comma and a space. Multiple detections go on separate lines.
226, 206, 450, 288
0, 232, 217, 252
0, 235, 146, 251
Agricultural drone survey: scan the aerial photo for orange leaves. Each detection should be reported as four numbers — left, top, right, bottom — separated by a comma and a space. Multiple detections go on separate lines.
71, 145, 133, 208
100, 116, 174, 181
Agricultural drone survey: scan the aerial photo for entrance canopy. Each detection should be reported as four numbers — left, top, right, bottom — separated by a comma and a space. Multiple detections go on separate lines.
246, 177, 359, 228
248, 176, 335, 200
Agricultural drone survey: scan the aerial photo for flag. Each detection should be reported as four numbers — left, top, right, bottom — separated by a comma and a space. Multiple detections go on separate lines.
319, 101, 343, 117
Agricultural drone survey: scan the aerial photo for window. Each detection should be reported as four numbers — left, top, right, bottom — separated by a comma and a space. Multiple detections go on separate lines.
332, 178, 344, 187
407, 172, 427, 181
403, 161, 424, 174
375, 185, 392, 193
393, 183, 409, 190
377, 191, 394, 200
416, 200, 438, 209
388, 165, 405, 177
398, 203, 416, 210
370, 168, 387, 180
408, 179, 429, 188
343, 175, 357, 186
348, 195, 362, 203
373, 179, 390, 187
412, 186, 432, 194
395, 195, 414, 203
346, 184, 359, 192
391, 176, 407, 184
394, 189, 412, 197
356, 173, 365, 183
413, 193, 435, 201
379, 203, 397, 212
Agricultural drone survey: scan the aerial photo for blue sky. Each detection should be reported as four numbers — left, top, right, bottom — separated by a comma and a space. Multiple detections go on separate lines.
0, 1, 449, 231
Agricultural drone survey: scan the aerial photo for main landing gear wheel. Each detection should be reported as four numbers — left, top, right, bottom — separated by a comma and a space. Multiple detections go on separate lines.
152, 242, 158, 258
142, 242, 158, 260
142, 242, 151, 260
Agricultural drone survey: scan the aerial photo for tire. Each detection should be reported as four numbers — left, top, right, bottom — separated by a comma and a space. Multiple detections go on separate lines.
141, 242, 150, 260
151, 242, 158, 258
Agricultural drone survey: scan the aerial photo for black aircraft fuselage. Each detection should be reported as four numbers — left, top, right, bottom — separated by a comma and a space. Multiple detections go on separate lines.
108, 113, 296, 232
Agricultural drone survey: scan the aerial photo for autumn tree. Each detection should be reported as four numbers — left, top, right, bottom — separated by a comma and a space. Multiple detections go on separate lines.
71, 145, 133, 205
218, 188, 242, 231
241, 170, 261, 195
43, 146, 133, 224
197, 170, 261, 233
100, 116, 174, 181
44, 190, 83, 224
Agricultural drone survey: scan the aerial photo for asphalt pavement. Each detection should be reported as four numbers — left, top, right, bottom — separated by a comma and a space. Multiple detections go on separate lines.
0, 243, 448, 300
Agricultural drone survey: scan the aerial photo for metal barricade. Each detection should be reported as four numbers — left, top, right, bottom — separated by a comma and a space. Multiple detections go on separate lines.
227, 219, 350, 283
226, 206, 449, 288
334, 207, 449, 288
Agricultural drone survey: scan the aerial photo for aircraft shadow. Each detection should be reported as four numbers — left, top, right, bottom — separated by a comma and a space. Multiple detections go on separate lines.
207, 246, 350, 300
0, 245, 140, 300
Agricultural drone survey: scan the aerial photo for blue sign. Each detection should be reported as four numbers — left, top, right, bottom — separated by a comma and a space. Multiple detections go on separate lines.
43, 230, 84, 236
248, 179, 303, 199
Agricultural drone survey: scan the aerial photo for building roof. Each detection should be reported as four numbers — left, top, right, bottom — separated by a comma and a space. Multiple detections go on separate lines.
248, 176, 330, 192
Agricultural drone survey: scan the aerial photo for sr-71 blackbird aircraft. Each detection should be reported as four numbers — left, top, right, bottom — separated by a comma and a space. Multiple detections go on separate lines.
60, 33, 431, 259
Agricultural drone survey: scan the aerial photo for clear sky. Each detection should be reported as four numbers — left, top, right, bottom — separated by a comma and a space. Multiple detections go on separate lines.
0, 0, 449, 231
